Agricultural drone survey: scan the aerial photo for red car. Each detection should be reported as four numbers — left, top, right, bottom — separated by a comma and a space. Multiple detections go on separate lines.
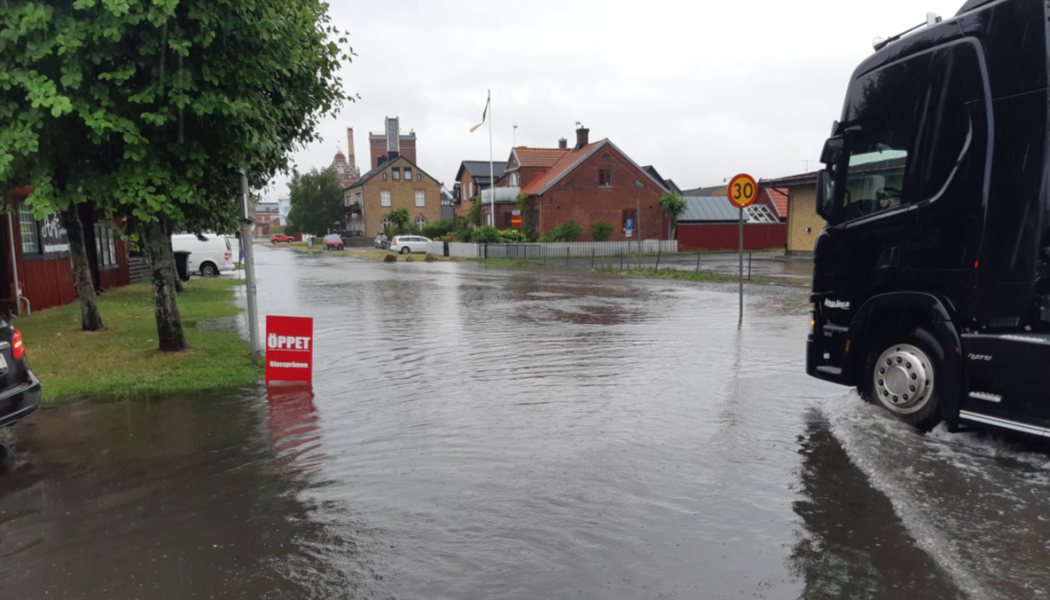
322, 234, 344, 251
270, 234, 294, 244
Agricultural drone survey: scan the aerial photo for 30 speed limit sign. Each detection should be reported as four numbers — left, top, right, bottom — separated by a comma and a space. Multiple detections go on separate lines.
728, 174, 758, 208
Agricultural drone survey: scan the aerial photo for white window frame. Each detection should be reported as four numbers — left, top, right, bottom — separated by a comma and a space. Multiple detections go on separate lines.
392, 168, 401, 181
18, 204, 40, 255
510, 172, 519, 186
416, 216, 426, 231
415, 191, 425, 207
381, 191, 391, 207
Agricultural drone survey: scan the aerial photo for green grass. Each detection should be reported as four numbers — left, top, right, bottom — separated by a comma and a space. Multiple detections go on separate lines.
18, 278, 262, 403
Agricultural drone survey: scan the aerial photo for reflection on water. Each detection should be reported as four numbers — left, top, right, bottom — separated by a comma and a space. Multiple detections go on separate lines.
0, 393, 389, 599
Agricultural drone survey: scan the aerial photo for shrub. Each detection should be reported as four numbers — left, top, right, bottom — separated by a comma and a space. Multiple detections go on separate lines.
498, 228, 526, 243
471, 225, 501, 244
422, 218, 455, 240
591, 221, 614, 241
268, 225, 286, 235
540, 220, 583, 242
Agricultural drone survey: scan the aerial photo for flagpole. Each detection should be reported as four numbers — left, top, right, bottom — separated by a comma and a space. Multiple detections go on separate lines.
488, 90, 494, 228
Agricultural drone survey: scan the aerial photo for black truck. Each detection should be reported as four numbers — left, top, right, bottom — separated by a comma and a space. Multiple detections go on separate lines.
808, 0, 1050, 436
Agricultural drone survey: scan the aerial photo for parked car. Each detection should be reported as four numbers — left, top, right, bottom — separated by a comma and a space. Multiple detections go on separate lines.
271, 234, 294, 244
171, 233, 235, 277
0, 319, 42, 431
322, 234, 344, 251
374, 233, 389, 249
389, 235, 432, 254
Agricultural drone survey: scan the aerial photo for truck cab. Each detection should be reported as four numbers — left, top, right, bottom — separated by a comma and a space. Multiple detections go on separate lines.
808, 0, 1050, 436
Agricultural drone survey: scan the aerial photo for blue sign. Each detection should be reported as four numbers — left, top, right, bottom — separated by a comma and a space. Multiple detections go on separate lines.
625, 219, 633, 231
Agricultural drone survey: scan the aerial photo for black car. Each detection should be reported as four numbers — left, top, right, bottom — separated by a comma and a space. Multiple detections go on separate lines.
0, 318, 41, 429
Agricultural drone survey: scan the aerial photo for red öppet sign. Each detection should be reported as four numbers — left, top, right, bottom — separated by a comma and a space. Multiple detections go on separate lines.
265, 315, 314, 383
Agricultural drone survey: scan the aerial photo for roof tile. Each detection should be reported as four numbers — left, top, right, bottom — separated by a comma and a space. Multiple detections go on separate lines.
521, 142, 601, 195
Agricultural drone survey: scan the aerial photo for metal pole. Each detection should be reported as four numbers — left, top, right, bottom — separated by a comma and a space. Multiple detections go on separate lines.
748, 252, 752, 281
655, 248, 661, 272
7, 213, 20, 317
591, 247, 595, 269
488, 90, 494, 229
240, 170, 261, 365
695, 250, 701, 272
738, 205, 743, 327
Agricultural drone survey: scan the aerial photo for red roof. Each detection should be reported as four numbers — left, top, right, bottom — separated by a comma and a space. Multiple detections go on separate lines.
514, 148, 569, 168
521, 142, 602, 195
765, 188, 789, 217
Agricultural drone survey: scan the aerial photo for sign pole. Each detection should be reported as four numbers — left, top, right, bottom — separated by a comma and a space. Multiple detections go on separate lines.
240, 169, 261, 365
739, 205, 744, 326
727, 174, 758, 328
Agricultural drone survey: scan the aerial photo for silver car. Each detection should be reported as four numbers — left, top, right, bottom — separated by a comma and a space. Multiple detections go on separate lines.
389, 235, 431, 254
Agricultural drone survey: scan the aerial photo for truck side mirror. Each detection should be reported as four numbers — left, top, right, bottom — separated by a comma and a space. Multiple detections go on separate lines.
815, 169, 834, 221
820, 136, 845, 165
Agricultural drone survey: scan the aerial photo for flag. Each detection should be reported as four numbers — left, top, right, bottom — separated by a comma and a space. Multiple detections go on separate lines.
470, 92, 490, 133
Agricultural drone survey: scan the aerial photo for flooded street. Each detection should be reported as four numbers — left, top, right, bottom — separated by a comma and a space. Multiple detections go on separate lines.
2, 247, 1049, 599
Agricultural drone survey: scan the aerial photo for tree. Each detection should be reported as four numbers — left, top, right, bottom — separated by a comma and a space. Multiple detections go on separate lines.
286, 168, 343, 236
386, 208, 410, 234
466, 199, 482, 228
591, 221, 614, 241
0, 0, 349, 351
660, 191, 687, 241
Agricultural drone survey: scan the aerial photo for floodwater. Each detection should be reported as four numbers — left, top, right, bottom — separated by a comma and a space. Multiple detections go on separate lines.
1, 247, 1049, 599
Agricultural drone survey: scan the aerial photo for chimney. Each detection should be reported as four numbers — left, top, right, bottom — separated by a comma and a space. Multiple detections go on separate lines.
346, 127, 356, 171
575, 127, 589, 150
377, 154, 388, 167
558, 138, 568, 150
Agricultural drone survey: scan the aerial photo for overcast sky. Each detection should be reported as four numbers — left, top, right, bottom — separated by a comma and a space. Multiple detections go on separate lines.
263, 0, 967, 201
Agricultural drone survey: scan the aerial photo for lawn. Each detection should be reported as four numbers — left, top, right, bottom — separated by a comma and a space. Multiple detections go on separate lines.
17, 278, 262, 403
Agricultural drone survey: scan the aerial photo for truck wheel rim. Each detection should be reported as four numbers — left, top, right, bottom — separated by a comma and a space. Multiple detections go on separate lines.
873, 343, 934, 415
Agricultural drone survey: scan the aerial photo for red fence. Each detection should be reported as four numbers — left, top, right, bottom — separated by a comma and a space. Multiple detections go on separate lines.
677, 223, 786, 251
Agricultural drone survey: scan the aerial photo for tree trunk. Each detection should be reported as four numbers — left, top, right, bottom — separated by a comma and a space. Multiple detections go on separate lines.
60, 204, 104, 331
172, 254, 185, 293
144, 216, 187, 352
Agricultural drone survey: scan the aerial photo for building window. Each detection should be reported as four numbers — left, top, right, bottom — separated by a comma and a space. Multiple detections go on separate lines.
599, 167, 612, 188
381, 191, 391, 207
416, 216, 426, 231
415, 191, 425, 207
403, 167, 412, 181
622, 208, 637, 232
417, 173, 422, 182
392, 168, 401, 181
382, 172, 387, 181
93, 223, 118, 267
382, 217, 390, 228
510, 172, 519, 186
18, 204, 40, 255
469, 181, 474, 198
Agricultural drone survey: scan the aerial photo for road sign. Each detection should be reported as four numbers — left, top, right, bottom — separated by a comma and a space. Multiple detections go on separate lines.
625, 218, 633, 238
511, 215, 522, 228
728, 174, 758, 208
265, 315, 314, 384
512, 210, 521, 216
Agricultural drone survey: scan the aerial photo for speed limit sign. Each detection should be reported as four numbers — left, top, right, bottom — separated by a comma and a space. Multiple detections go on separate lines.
728, 174, 758, 208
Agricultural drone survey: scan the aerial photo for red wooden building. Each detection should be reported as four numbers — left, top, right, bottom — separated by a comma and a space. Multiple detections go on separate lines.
676, 195, 787, 251
4, 187, 131, 315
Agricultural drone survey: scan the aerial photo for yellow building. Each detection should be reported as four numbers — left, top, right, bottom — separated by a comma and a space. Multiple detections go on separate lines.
343, 155, 442, 237
763, 172, 824, 257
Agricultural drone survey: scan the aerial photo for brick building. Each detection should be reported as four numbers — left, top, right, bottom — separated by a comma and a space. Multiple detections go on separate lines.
484, 127, 669, 240
368, 117, 416, 169
453, 160, 506, 220
342, 155, 442, 237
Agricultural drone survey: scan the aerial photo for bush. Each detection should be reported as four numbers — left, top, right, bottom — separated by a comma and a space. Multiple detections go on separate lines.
268, 225, 286, 235
498, 228, 526, 243
452, 228, 472, 243
539, 220, 583, 242
422, 218, 455, 240
591, 221, 613, 241
471, 225, 501, 244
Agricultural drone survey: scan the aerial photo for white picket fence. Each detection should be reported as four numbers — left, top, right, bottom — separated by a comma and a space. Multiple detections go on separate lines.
439, 240, 677, 259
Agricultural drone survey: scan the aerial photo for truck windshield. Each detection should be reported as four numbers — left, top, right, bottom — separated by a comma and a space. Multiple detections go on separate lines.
822, 40, 985, 226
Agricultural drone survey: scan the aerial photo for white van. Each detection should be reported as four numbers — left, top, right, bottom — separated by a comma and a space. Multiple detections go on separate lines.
171, 233, 235, 277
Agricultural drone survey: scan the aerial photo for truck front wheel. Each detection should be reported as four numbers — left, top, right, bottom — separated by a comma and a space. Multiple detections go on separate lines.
861, 327, 945, 431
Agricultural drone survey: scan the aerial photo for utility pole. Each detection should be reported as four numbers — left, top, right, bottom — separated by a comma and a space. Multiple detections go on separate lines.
240, 169, 262, 365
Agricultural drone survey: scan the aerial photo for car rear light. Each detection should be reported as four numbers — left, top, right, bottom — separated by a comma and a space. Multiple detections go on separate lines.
225, 252, 230, 261
12, 329, 24, 359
